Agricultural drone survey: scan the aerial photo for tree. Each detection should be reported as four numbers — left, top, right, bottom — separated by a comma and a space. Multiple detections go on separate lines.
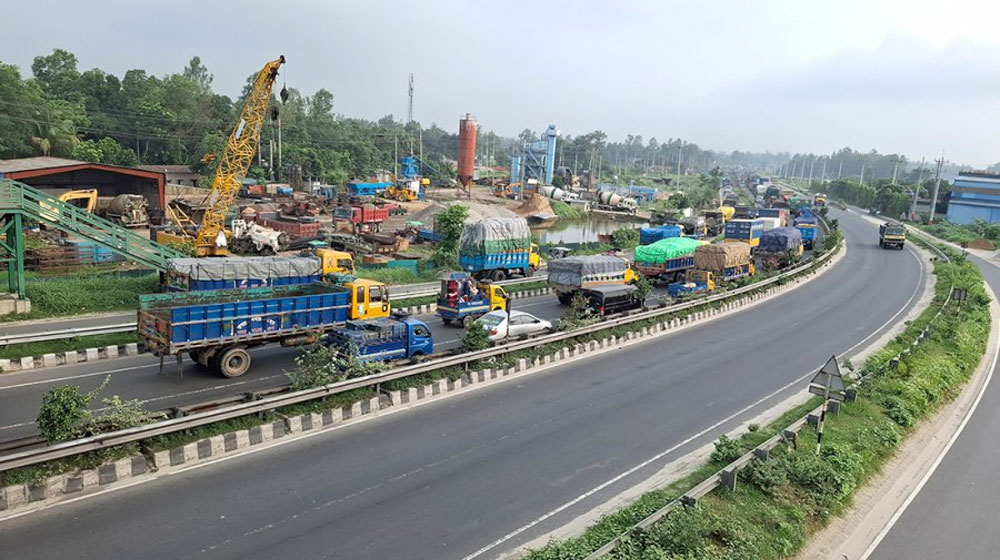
289, 342, 384, 390
31, 49, 81, 99
431, 204, 469, 267
72, 137, 138, 166
462, 321, 490, 350
182, 56, 213, 91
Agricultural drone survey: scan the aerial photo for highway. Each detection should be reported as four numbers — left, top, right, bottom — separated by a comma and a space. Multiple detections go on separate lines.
868, 253, 1000, 559
0, 291, 573, 442
0, 208, 929, 560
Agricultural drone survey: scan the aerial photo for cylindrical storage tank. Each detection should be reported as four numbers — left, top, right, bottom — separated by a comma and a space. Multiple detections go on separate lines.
457, 113, 477, 188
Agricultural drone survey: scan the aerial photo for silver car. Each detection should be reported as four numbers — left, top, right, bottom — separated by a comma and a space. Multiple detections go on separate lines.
476, 310, 553, 342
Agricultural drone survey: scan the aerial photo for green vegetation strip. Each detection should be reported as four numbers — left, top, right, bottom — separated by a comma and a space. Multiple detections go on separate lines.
1, 237, 842, 488
0, 271, 159, 323
526, 248, 986, 560
0, 332, 136, 362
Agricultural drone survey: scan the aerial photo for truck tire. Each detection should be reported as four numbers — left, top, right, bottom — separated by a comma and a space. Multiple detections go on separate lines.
492, 269, 506, 281
217, 347, 251, 378
462, 315, 475, 329
525, 266, 535, 277
442, 317, 453, 326
557, 292, 573, 305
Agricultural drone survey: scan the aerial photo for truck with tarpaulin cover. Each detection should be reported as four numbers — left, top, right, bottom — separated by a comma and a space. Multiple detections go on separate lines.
436, 272, 509, 327
793, 211, 818, 249
459, 217, 540, 280
632, 237, 701, 283
325, 316, 433, 363
548, 254, 638, 304
639, 224, 682, 245
724, 218, 765, 249
163, 249, 357, 292
692, 241, 755, 282
757, 226, 804, 269
879, 222, 906, 250
138, 280, 391, 378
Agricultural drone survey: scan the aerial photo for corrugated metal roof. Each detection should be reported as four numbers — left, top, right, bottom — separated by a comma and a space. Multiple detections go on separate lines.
136, 165, 197, 174
0, 156, 86, 173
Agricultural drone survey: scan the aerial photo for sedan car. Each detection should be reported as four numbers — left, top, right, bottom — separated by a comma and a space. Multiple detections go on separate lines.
476, 310, 553, 342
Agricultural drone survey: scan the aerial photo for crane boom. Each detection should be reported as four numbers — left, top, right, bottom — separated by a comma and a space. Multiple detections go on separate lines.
194, 55, 285, 254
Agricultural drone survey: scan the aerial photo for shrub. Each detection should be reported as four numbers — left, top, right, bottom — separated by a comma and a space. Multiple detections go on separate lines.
710, 434, 743, 464
462, 321, 491, 350
37, 385, 91, 442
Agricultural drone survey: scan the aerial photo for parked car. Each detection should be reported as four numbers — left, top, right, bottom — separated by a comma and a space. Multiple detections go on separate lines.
475, 310, 553, 342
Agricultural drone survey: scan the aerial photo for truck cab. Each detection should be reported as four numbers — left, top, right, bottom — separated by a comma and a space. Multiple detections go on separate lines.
344, 278, 391, 319
668, 269, 717, 297
314, 248, 355, 275
529, 243, 541, 271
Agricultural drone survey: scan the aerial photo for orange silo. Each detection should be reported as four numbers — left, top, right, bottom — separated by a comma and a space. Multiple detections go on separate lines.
457, 113, 477, 189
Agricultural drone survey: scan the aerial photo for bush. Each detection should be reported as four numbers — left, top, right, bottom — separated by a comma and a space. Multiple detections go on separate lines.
462, 321, 491, 351
289, 342, 385, 390
710, 434, 742, 464
37, 385, 91, 442
743, 458, 788, 494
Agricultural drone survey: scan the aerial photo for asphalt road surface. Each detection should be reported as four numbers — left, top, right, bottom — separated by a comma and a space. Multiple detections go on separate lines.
0, 208, 925, 560
0, 291, 572, 441
868, 253, 1000, 560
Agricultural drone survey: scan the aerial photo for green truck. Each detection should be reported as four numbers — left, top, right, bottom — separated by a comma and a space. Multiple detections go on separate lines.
878, 222, 906, 250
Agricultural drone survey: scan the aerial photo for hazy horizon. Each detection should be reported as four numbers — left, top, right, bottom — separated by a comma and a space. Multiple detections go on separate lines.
3, 0, 997, 167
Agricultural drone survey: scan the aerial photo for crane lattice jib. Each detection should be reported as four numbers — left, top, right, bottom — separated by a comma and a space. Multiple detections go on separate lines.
194, 56, 285, 253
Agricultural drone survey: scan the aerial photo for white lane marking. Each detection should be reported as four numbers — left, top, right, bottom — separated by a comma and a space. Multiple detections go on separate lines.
860, 284, 1000, 559
841, 243, 924, 359
0, 362, 161, 390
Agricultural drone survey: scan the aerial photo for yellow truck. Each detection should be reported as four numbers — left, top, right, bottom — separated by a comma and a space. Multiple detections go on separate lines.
437, 273, 509, 327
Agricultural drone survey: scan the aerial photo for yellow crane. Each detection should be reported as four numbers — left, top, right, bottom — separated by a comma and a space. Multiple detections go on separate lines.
157, 55, 286, 255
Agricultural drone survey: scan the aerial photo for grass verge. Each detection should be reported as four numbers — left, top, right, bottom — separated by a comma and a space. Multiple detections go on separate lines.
0, 332, 136, 362
526, 248, 987, 559
0, 272, 159, 323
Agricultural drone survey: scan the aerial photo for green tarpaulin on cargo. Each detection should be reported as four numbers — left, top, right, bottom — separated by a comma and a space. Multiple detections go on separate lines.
634, 237, 701, 264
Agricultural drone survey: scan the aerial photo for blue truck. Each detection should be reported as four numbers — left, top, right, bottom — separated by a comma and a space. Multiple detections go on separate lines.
138, 281, 391, 378
326, 317, 433, 363
458, 217, 540, 281
346, 181, 393, 197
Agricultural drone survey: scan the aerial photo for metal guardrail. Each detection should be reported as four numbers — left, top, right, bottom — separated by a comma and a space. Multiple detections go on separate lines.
0, 240, 838, 475
0, 274, 549, 346
585, 215, 956, 559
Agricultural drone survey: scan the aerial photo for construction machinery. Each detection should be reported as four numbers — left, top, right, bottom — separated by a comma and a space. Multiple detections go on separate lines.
156, 55, 286, 255
97, 194, 149, 228
59, 189, 98, 212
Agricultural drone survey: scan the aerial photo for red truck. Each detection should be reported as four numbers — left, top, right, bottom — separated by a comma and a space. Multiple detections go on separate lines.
256, 217, 322, 239
333, 204, 389, 233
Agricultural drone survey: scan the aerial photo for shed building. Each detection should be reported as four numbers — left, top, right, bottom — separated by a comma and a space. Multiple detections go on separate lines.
0, 156, 165, 213
945, 171, 1000, 224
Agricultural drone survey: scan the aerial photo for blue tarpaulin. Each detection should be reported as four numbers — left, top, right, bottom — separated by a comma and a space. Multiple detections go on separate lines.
639, 225, 682, 245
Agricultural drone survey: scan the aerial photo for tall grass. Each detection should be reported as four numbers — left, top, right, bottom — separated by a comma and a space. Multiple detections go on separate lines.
2, 272, 160, 322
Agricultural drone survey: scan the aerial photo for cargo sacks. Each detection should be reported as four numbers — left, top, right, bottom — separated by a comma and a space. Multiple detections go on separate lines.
458, 217, 532, 255
548, 255, 629, 287
634, 237, 702, 264
693, 242, 751, 272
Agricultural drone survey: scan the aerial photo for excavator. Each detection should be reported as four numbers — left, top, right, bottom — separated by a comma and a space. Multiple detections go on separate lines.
156, 56, 287, 256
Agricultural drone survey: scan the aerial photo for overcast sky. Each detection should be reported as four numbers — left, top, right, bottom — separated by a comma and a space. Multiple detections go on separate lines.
3, 0, 998, 166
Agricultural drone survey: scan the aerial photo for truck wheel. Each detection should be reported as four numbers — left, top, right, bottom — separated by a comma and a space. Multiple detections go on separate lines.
462, 315, 475, 329
217, 347, 251, 378
525, 266, 535, 277
557, 292, 572, 305
492, 269, 506, 281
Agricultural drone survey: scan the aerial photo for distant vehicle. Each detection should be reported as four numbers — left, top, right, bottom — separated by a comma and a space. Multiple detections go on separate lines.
476, 310, 553, 342
548, 246, 574, 259
813, 193, 827, 207
548, 255, 638, 304
879, 223, 906, 250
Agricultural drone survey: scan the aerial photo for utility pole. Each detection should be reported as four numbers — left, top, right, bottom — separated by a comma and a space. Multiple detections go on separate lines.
859, 163, 865, 186
891, 157, 901, 185
277, 115, 282, 182
393, 136, 399, 178
837, 159, 843, 179
820, 158, 827, 183
929, 156, 945, 224
909, 157, 926, 221
407, 74, 414, 124
808, 157, 816, 185
676, 142, 683, 186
